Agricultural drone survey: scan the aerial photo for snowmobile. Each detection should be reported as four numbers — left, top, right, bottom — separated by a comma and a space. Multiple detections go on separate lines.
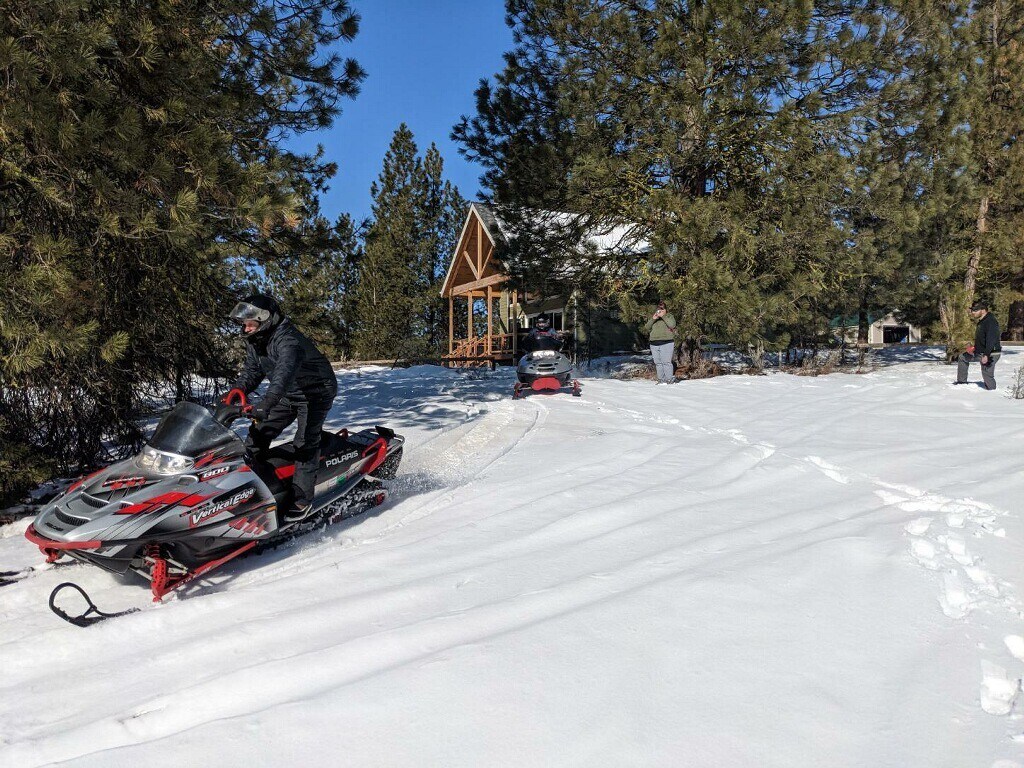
513, 332, 581, 399
25, 390, 403, 622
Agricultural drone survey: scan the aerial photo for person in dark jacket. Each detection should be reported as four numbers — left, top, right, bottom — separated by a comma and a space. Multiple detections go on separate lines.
955, 299, 1002, 390
522, 314, 563, 356
225, 294, 338, 522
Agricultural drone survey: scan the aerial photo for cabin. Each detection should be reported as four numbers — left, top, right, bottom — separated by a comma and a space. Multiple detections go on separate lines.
440, 204, 644, 367
830, 312, 924, 345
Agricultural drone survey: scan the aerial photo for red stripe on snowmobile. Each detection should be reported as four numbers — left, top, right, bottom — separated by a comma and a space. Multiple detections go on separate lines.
193, 451, 217, 468
361, 437, 388, 475
116, 490, 206, 515
274, 464, 296, 480
178, 492, 214, 507
531, 377, 563, 391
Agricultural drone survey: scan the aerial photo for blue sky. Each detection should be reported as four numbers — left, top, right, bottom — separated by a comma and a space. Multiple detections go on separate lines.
287, 1, 513, 224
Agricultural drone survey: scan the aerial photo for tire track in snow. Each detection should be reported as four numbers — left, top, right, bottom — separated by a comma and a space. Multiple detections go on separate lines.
1, 465, 922, 768
583, 379, 1024, 725
223, 395, 547, 592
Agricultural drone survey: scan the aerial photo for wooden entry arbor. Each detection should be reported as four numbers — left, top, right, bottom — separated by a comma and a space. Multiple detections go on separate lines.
441, 203, 520, 366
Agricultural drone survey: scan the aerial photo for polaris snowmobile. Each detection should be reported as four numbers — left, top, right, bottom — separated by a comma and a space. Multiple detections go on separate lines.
513, 331, 581, 399
25, 391, 403, 621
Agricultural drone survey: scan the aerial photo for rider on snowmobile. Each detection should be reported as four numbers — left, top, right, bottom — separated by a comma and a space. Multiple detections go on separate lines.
523, 314, 562, 354
225, 294, 337, 522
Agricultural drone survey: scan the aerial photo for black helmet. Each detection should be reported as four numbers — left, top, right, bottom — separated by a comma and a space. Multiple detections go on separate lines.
229, 294, 282, 338
535, 314, 551, 330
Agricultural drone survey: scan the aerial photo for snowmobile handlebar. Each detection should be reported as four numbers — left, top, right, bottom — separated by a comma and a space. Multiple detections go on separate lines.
213, 388, 263, 427
221, 388, 248, 407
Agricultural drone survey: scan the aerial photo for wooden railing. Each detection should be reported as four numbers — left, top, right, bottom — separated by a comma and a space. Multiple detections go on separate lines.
446, 334, 518, 365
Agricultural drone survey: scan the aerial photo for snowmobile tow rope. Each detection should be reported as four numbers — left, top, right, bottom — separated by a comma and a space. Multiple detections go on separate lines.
48, 582, 140, 627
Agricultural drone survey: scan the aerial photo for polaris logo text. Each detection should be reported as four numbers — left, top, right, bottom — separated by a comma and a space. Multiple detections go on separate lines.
326, 451, 359, 468
185, 488, 255, 528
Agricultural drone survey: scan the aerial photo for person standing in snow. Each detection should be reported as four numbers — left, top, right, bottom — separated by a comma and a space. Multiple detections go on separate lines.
955, 300, 1002, 390
224, 294, 338, 522
644, 300, 678, 384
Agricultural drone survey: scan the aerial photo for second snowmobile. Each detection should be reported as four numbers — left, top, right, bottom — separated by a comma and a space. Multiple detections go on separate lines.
513, 324, 581, 399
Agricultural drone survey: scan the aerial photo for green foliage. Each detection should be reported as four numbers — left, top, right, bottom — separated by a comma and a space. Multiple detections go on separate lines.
261, 209, 365, 360
0, 0, 364, 503
455, 0, 1024, 358
351, 125, 465, 360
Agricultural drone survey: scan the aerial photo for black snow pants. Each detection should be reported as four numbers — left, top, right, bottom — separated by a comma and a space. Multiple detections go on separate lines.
246, 380, 337, 509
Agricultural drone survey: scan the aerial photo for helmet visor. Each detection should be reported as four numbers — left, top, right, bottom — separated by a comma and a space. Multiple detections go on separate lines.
229, 301, 271, 324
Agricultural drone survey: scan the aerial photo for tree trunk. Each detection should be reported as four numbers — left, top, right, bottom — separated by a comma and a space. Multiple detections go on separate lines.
964, 193, 989, 302
1007, 300, 1024, 341
938, 294, 958, 362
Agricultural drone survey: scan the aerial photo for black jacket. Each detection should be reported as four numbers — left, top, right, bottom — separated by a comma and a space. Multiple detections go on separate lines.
232, 318, 336, 409
974, 313, 1002, 356
524, 329, 562, 353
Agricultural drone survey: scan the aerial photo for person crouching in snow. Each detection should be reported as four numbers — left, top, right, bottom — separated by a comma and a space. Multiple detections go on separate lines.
955, 299, 1002, 390
644, 300, 678, 384
224, 294, 338, 522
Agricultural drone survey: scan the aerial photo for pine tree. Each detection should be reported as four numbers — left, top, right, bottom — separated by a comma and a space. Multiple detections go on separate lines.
454, 0, 907, 353
351, 126, 464, 359
262, 209, 365, 360
0, 0, 365, 502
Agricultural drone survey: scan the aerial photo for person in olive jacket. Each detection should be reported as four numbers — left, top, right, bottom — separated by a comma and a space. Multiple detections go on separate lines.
225, 294, 338, 522
955, 299, 1002, 390
644, 300, 678, 384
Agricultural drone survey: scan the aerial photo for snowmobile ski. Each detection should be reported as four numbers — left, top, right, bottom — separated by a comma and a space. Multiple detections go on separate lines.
0, 569, 30, 588
48, 582, 140, 627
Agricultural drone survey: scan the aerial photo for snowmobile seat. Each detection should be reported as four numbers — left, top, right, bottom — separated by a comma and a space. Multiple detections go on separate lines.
250, 429, 360, 497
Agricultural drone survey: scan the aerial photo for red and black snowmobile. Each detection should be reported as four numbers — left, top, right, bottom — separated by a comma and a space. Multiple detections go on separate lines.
513, 328, 581, 399
25, 391, 403, 624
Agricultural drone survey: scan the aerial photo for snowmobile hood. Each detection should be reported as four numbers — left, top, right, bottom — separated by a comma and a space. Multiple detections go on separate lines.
33, 442, 252, 546
518, 350, 574, 377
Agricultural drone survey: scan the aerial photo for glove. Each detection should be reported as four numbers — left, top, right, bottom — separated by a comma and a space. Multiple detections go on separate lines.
247, 405, 269, 422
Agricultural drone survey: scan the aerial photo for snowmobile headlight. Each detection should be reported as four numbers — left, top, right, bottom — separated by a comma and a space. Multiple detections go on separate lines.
137, 446, 195, 475
532, 350, 557, 358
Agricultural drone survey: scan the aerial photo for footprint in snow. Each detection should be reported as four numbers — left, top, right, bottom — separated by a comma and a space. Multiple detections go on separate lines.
980, 660, 1019, 716
904, 517, 932, 536
910, 538, 940, 569
941, 534, 974, 566
939, 570, 974, 619
1004, 635, 1024, 663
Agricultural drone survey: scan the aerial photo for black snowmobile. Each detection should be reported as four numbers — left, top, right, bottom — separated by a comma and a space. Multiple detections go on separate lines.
513, 328, 581, 399
26, 391, 403, 623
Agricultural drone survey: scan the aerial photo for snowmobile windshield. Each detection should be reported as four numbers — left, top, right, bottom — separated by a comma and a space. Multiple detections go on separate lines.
526, 333, 562, 353
146, 401, 239, 458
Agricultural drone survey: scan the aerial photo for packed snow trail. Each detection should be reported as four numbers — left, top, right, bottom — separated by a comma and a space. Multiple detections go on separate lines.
2, 352, 1023, 767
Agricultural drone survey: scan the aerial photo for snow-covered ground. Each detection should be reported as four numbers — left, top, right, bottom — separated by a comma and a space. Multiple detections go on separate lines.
2, 348, 1023, 767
